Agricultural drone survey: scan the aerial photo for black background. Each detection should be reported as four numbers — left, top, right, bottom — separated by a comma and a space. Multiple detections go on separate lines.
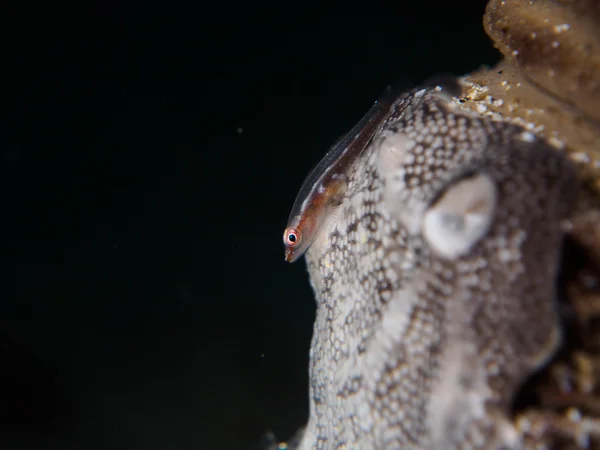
1, 1, 498, 449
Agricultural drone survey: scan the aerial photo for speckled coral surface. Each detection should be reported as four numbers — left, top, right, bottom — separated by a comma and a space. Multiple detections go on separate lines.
296, 86, 577, 450
280, 1, 600, 448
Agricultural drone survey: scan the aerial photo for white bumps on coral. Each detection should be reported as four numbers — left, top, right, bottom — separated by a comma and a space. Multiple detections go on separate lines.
422, 173, 497, 259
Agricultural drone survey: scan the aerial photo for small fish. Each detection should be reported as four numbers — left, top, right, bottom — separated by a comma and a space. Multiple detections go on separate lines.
283, 88, 397, 262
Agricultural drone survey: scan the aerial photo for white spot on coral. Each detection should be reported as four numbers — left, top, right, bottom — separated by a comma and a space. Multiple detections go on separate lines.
568, 408, 582, 422
519, 131, 536, 143
553, 24, 570, 33
547, 136, 565, 149
571, 152, 591, 164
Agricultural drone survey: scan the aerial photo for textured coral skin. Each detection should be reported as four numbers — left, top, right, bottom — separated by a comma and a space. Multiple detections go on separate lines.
275, 1, 600, 448
484, 0, 600, 123
295, 85, 577, 450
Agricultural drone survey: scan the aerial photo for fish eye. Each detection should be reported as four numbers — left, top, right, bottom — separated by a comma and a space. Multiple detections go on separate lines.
284, 228, 301, 247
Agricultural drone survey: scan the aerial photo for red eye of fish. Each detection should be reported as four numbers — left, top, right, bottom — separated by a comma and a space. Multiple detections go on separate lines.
284, 228, 301, 247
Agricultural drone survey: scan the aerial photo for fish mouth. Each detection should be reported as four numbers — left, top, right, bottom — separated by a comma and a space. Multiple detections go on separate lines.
284, 247, 298, 263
